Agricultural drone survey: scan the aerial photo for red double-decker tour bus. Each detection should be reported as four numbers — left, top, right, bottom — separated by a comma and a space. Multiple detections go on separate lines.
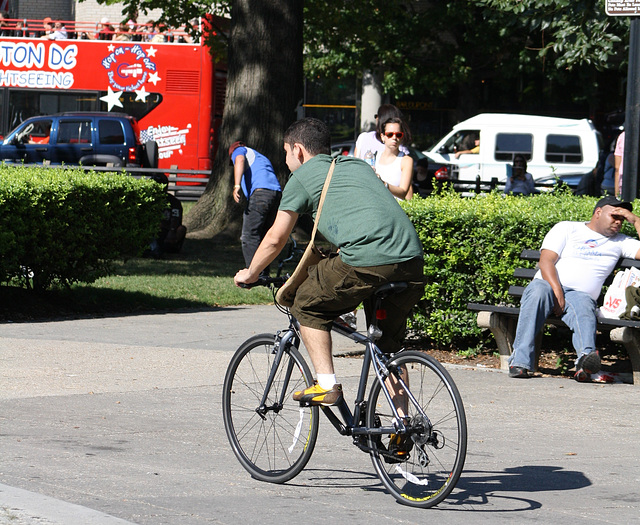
0, 18, 226, 171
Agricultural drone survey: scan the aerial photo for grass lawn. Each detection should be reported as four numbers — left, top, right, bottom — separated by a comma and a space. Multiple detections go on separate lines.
0, 205, 302, 322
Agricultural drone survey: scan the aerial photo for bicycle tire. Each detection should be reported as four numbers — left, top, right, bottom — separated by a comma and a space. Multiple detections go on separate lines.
366, 350, 467, 508
222, 333, 319, 484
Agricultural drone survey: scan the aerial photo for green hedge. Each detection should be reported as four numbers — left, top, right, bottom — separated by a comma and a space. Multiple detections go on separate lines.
402, 190, 637, 347
0, 166, 166, 290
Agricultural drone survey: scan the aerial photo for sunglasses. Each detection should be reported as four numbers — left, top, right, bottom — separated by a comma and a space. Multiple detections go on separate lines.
384, 131, 404, 139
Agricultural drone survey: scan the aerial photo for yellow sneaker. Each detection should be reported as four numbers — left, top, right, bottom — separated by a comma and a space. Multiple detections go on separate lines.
292, 383, 343, 406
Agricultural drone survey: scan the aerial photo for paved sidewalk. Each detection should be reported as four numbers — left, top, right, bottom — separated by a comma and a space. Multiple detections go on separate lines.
1, 305, 640, 524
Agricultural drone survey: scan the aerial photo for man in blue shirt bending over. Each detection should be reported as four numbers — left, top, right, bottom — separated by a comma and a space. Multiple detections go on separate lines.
229, 141, 282, 274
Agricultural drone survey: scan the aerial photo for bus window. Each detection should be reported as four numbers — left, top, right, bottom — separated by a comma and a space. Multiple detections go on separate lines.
99, 91, 163, 121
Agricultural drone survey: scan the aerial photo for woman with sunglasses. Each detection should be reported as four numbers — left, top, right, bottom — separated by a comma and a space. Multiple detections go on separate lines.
374, 117, 413, 200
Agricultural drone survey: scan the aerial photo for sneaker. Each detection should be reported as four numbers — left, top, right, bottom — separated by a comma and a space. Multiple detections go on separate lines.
336, 312, 357, 330
293, 383, 343, 406
574, 369, 590, 382
386, 419, 414, 463
576, 351, 601, 375
509, 366, 531, 378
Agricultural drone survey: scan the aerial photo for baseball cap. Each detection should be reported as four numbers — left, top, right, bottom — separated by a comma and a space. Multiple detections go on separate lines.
594, 195, 633, 213
43, 17, 52, 23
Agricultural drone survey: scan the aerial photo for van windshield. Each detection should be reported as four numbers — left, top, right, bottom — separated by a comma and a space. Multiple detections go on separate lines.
439, 130, 480, 154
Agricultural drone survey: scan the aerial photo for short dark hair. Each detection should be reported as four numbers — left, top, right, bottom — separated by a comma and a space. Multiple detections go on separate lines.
283, 118, 331, 156
375, 104, 403, 122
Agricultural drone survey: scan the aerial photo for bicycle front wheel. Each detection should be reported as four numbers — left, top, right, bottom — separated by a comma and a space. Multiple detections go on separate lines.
366, 350, 467, 508
222, 333, 319, 484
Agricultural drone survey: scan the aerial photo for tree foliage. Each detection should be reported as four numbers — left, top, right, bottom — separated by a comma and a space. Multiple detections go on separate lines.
303, 0, 629, 104
94, 0, 303, 236
476, 0, 628, 71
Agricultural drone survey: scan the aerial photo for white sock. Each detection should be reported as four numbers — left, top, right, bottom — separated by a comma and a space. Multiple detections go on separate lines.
317, 374, 337, 389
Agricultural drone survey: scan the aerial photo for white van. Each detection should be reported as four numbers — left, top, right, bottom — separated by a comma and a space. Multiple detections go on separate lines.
423, 113, 602, 186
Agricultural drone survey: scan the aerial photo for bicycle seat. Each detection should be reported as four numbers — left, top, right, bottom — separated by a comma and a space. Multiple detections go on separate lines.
374, 282, 408, 299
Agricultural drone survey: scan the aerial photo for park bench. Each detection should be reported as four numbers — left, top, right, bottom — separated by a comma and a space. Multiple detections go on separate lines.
467, 249, 640, 385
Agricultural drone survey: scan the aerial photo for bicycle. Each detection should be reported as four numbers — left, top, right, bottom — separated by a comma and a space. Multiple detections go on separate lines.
222, 276, 467, 508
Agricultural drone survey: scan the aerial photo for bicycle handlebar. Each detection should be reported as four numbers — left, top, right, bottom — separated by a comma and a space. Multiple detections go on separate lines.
238, 275, 289, 289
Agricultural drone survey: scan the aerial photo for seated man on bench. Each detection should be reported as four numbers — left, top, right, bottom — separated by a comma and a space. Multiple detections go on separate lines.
509, 196, 640, 381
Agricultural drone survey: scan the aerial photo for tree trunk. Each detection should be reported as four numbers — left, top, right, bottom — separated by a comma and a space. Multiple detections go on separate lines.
185, 0, 303, 236
360, 69, 383, 133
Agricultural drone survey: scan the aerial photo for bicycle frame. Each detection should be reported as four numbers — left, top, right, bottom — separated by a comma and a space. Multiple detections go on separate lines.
262, 310, 431, 443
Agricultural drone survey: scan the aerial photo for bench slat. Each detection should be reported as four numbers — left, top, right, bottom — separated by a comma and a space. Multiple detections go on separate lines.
514, 268, 536, 279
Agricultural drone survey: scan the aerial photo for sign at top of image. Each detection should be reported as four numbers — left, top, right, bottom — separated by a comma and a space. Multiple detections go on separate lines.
606, 0, 640, 15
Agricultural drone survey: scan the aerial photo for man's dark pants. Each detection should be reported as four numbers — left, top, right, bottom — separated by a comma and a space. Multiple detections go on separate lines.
241, 189, 281, 270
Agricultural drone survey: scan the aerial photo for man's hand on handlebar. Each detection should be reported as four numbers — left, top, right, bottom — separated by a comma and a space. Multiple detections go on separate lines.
234, 268, 257, 288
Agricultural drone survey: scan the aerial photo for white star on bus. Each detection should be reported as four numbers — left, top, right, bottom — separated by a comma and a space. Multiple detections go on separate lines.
146, 46, 157, 57
148, 72, 161, 86
135, 86, 149, 102
100, 87, 123, 111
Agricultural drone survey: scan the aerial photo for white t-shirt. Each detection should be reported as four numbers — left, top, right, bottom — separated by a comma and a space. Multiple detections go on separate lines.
535, 221, 640, 300
354, 131, 409, 159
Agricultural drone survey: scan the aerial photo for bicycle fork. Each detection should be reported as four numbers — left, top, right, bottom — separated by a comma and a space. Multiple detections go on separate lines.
255, 329, 298, 419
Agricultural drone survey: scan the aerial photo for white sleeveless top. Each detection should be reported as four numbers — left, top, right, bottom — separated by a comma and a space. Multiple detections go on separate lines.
375, 153, 404, 187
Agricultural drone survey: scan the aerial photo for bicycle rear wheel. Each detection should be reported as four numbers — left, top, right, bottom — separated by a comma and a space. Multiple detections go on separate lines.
366, 350, 467, 508
222, 333, 319, 484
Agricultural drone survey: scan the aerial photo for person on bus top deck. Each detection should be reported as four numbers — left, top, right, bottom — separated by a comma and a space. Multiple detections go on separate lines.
0, 11, 11, 37
229, 141, 282, 275
40, 17, 53, 38
234, 118, 425, 410
48, 21, 68, 40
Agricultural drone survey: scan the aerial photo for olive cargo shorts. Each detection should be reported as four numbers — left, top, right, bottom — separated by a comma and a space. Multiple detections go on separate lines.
291, 255, 425, 354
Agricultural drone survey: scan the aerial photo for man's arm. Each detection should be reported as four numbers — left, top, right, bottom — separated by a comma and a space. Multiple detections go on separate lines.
234, 210, 299, 285
232, 155, 245, 203
616, 208, 640, 259
538, 248, 564, 316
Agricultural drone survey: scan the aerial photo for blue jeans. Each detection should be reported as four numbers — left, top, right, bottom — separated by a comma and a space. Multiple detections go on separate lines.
241, 189, 281, 269
508, 279, 597, 371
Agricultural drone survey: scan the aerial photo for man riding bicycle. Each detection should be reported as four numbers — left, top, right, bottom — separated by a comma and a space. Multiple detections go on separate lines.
234, 118, 425, 407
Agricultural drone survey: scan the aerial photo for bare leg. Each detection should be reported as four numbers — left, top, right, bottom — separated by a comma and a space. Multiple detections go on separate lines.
385, 364, 409, 419
299, 325, 334, 374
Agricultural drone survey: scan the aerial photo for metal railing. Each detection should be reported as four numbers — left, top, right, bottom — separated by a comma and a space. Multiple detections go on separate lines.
12, 163, 210, 201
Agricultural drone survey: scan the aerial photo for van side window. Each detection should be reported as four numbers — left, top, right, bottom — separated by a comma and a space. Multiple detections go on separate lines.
495, 133, 532, 162
58, 120, 92, 144
546, 135, 582, 163
99, 120, 125, 145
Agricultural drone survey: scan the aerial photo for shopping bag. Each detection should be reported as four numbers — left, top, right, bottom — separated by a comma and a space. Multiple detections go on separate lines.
600, 269, 630, 318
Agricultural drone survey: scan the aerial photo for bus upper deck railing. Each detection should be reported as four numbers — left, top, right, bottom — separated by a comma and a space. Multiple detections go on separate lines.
0, 18, 200, 43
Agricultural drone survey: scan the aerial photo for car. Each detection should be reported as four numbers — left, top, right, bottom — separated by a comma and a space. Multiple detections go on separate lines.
0, 112, 158, 168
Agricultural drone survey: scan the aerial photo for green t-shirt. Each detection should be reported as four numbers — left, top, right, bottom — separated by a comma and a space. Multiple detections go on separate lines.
279, 154, 423, 267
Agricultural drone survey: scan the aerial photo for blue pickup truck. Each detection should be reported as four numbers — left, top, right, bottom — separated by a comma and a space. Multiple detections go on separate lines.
0, 112, 158, 168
